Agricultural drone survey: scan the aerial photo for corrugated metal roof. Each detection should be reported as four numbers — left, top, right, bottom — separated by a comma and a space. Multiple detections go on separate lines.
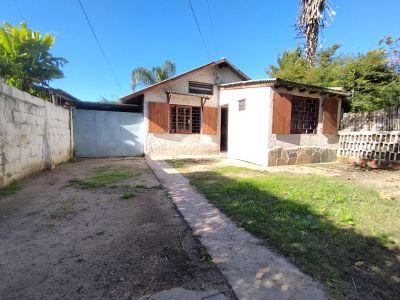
75, 101, 142, 112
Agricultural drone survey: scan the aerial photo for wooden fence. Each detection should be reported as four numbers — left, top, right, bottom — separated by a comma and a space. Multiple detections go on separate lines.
340, 106, 400, 132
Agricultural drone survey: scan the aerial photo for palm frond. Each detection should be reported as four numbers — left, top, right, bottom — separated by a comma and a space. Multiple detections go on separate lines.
163, 60, 176, 79
130, 60, 176, 91
131, 67, 156, 91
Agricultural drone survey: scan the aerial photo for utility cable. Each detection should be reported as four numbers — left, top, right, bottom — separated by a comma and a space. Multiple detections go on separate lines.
78, 0, 123, 93
188, 0, 211, 61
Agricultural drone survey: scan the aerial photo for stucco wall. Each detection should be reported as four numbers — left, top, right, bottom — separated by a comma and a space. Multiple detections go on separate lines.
144, 64, 243, 106
144, 64, 242, 155
146, 133, 219, 155
219, 86, 271, 166
0, 82, 72, 187
219, 86, 341, 167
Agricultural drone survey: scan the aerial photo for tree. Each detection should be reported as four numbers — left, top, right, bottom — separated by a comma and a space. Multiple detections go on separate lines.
267, 44, 400, 112
98, 96, 120, 104
296, 0, 336, 65
267, 44, 345, 87
266, 47, 309, 83
341, 49, 400, 111
379, 36, 400, 72
131, 60, 176, 91
0, 22, 67, 95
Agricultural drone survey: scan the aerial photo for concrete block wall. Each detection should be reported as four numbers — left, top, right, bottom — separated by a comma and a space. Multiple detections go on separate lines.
0, 82, 72, 187
337, 131, 400, 168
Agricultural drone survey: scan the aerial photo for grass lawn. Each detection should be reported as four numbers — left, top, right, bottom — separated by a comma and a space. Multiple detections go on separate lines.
168, 160, 400, 299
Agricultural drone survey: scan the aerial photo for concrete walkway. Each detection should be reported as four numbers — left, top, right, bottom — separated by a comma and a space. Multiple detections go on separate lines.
146, 157, 328, 300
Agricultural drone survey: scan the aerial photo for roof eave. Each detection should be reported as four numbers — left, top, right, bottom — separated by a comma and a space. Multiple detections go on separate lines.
219, 78, 349, 97
274, 78, 350, 97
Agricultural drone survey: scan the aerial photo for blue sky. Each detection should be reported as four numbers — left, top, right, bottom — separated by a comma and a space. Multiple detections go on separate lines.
2, 0, 399, 101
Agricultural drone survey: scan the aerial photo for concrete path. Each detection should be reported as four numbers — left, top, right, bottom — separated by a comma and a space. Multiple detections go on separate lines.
146, 157, 328, 300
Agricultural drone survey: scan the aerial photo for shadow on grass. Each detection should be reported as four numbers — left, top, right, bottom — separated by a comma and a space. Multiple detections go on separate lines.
183, 170, 400, 299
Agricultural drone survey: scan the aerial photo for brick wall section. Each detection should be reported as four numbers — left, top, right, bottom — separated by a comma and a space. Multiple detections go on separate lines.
0, 82, 72, 187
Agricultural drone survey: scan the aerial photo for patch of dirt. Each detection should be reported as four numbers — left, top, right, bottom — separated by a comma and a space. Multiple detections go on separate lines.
305, 163, 400, 200
0, 158, 234, 299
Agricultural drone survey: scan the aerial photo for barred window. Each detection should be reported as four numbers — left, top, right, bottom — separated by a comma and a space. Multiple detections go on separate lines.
170, 105, 201, 134
290, 97, 319, 134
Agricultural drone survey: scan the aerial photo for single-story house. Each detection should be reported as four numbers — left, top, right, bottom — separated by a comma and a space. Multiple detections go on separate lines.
120, 58, 347, 167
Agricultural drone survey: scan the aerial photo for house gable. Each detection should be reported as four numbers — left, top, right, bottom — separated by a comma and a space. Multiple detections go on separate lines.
120, 59, 249, 105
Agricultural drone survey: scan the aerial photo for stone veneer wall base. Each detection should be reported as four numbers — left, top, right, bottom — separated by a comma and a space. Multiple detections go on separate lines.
268, 146, 337, 166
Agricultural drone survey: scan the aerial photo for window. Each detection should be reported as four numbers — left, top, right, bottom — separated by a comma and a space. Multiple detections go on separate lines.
189, 81, 213, 95
170, 105, 201, 134
238, 99, 246, 111
290, 96, 319, 134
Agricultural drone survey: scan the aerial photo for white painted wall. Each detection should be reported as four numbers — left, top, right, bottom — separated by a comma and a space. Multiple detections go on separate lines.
0, 82, 72, 187
219, 85, 342, 166
219, 86, 271, 166
143, 64, 243, 155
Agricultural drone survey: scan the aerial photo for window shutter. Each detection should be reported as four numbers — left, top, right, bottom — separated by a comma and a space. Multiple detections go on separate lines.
272, 93, 292, 134
202, 107, 218, 135
148, 102, 169, 133
323, 99, 339, 134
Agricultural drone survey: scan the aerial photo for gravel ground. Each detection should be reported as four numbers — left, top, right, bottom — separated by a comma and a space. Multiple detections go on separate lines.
0, 158, 234, 299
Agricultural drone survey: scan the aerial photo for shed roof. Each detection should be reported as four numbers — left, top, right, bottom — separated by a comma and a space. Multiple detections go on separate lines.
48, 88, 81, 103
219, 78, 349, 97
75, 101, 142, 113
120, 58, 250, 103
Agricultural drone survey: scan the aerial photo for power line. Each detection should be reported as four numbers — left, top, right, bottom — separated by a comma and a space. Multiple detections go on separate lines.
206, 0, 218, 58
77, 0, 123, 93
188, 0, 211, 61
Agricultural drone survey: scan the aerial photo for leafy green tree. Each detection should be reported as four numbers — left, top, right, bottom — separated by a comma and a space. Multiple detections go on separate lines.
131, 60, 176, 91
267, 44, 400, 111
267, 44, 345, 87
266, 47, 309, 83
341, 49, 399, 111
0, 22, 67, 95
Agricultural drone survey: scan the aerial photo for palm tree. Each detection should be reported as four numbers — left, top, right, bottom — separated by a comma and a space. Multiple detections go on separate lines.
296, 0, 335, 65
131, 60, 176, 91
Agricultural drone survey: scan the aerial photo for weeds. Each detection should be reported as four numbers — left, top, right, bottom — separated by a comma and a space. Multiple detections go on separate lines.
0, 181, 22, 198
121, 191, 136, 199
197, 246, 213, 263
68, 168, 133, 189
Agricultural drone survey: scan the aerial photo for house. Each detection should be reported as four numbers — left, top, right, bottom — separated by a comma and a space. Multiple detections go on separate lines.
48, 88, 81, 107
120, 59, 347, 167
